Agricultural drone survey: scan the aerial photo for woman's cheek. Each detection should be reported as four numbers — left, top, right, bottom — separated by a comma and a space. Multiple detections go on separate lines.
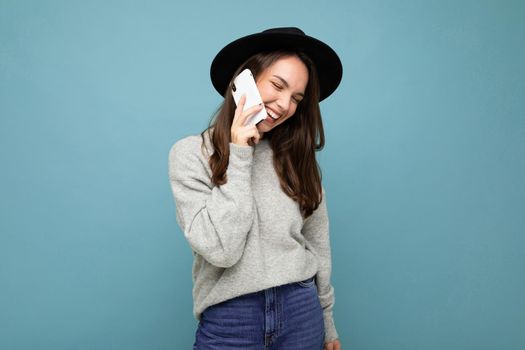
261, 85, 273, 100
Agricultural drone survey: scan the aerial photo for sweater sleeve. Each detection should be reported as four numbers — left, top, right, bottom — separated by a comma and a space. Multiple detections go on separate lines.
168, 137, 255, 268
301, 188, 339, 343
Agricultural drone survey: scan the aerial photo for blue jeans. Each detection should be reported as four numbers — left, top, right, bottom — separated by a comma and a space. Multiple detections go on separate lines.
193, 276, 325, 350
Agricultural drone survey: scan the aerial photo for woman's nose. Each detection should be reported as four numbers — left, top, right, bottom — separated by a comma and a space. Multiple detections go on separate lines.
276, 95, 291, 116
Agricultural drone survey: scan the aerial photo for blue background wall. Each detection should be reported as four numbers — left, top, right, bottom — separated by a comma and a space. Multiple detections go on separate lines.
1, 0, 524, 349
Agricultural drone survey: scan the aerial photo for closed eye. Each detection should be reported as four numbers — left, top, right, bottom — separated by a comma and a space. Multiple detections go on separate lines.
293, 94, 305, 103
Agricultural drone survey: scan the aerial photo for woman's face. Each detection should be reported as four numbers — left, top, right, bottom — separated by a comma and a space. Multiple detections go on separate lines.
255, 55, 309, 134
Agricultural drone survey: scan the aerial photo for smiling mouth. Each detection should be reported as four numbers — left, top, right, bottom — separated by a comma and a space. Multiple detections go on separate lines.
264, 113, 276, 124
265, 107, 280, 124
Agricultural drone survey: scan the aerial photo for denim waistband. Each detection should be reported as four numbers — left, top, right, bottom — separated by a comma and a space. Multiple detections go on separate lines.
300, 276, 315, 284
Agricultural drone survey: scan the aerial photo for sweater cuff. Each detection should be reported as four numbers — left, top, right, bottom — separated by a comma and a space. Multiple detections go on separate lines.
228, 143, 254, 180
229, 142, 254, 159
323, 311, 339, 343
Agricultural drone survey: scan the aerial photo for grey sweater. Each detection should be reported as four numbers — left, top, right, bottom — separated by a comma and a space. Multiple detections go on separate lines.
168, 132, 339, 342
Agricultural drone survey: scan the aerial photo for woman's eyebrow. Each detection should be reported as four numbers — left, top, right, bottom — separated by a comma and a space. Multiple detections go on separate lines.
272, 75, 305, 97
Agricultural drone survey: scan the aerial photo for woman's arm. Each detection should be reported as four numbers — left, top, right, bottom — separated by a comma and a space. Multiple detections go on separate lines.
302, 188, 340, 343
168, 137, 255, 268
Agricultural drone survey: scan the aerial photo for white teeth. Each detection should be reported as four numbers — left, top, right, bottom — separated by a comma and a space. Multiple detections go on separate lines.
267, 108, 279, 119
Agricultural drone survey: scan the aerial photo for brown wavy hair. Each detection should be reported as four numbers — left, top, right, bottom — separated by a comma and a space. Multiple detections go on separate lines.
201, 50, 325, 218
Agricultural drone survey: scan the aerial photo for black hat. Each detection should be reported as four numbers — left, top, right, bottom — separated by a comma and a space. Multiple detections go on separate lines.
210, 27, 343, 102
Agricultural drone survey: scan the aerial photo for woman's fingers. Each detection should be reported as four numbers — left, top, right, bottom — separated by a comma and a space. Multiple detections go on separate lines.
241, 103, 263, 126
324, 340, 341, 350
248, 133, 261, 146
231, 94, 263, 146
233, 94, 263, 127
232, 124, 260, 147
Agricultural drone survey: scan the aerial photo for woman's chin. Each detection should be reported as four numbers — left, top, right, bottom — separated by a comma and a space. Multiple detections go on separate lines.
257, 123, 272, 133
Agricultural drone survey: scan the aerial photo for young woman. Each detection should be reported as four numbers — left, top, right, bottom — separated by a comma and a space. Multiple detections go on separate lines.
169, 27, 343, 350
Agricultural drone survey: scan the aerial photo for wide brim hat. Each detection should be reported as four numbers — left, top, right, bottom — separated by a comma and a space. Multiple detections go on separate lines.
210, 27, 343, 102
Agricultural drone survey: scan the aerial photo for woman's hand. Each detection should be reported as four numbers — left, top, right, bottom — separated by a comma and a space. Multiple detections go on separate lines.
324, 339, 341, 350
230, 94, 263, 147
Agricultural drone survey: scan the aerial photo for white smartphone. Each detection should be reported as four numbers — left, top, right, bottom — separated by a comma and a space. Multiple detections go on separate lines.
231, 69, 267, 126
